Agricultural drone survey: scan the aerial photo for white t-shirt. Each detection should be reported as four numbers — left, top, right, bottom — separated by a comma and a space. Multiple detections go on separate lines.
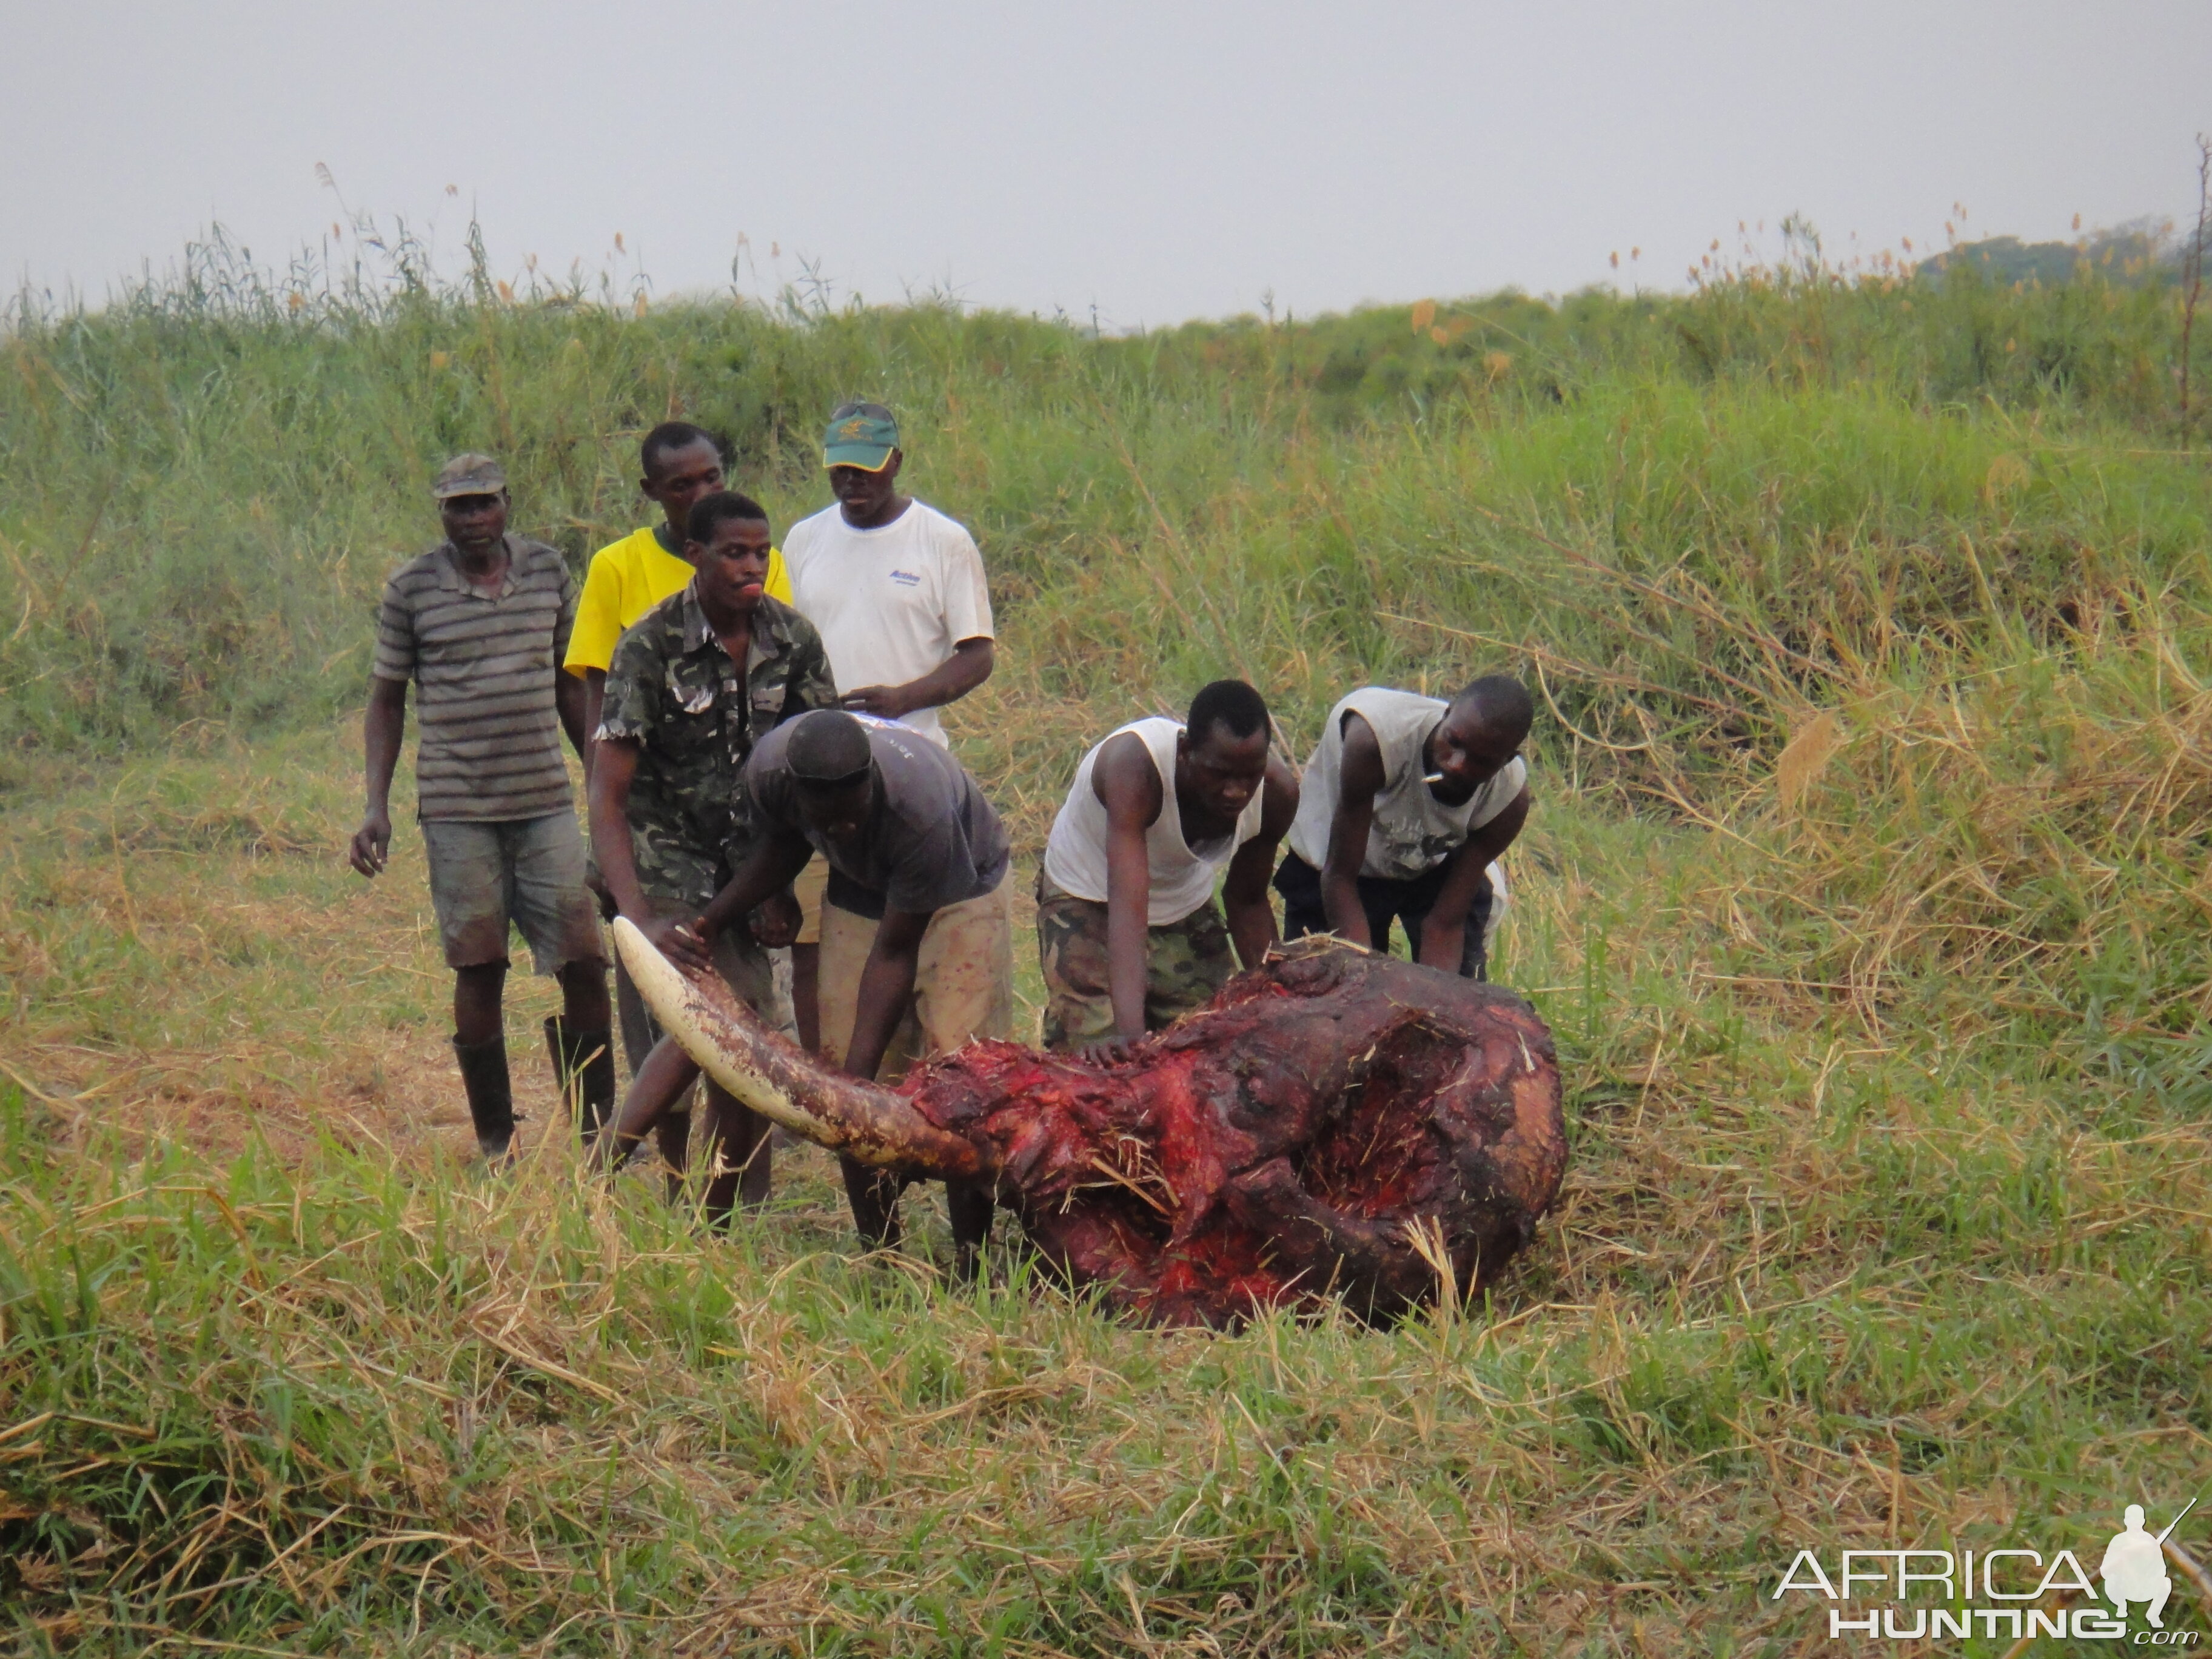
780, 498, 994, 748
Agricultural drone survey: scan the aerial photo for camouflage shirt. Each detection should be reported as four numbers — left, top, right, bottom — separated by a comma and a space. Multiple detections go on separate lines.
596, 583, 837, 909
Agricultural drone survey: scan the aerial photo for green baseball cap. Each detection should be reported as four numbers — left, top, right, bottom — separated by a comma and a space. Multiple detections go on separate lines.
822, 404, 899, 471
433, 452, 507, 499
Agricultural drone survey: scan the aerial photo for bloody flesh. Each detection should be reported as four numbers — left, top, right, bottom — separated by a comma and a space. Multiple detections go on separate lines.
900, 939, 1567, 1327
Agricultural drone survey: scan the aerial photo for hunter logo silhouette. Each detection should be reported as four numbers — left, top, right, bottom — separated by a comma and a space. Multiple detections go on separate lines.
2102, 1498, 2196, 1628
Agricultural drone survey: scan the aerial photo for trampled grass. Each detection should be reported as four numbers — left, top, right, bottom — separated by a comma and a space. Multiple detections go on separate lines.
2, 246, 2211, 1652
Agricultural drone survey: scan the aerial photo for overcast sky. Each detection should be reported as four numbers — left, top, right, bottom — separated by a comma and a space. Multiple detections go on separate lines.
5, 1, 2207, 328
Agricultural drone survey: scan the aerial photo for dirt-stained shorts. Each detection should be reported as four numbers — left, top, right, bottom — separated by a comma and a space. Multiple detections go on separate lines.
1034, 874, 1235, 1051
421, 812, 605, 974
791, 854, 826, 948
818, 868, 1013, 1084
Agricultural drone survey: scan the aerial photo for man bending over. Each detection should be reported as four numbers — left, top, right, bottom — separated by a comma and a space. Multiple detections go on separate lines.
684, 710, 1014, 1276
1037, 680, 1298, 1058
1273, 676, 1532, 978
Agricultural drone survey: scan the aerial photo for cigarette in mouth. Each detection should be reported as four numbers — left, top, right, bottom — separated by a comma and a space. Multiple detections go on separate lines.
1423, 770, 1446, 785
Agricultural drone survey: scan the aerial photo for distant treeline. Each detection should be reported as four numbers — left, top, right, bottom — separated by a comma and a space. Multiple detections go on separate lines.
1917, 220, 2207, 289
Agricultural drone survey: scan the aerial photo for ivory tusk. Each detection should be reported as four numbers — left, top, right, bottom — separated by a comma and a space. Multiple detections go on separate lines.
611, 917, 988, 1178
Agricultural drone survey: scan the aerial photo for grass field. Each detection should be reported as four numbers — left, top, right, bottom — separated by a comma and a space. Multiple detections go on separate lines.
3, 240, 2211, 1654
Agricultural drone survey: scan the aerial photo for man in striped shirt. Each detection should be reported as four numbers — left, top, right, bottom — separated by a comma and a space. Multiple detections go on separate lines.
349, 454, 612, 1160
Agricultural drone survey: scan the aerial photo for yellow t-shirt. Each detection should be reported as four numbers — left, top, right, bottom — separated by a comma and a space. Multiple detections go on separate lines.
563, 526, 795, 674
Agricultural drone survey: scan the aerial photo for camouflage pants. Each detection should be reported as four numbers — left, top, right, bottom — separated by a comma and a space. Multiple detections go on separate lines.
1036, 874, 1236, 1051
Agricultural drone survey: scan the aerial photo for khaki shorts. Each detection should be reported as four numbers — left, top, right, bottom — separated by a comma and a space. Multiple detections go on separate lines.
791, 854, 826, 948
818, 868, 1013, 1084
422, 813, 604, 974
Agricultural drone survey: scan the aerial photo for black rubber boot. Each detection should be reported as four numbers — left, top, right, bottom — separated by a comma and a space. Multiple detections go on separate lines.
839, 1153, 905, 1252
947, 1179, 994, 1285
544, 1016, 618, 1142
453, 1034, 515, 1161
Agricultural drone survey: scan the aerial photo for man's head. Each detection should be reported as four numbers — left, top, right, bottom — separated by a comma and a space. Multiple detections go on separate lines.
641, 421, 727, 537
684, 491, 773, 618
434, 452, 509, 555
822, 401, 903, 523
1428, 674, 1533, 795
2127, 1505, 2147, 1529
1176, 679, 1272, 824
783, 709, 876, 846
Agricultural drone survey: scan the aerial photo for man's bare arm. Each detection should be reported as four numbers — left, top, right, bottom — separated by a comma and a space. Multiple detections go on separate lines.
554, 667, 590, 760
1319, 712, 1385, 947
585, 741, 647, 912
1415, 786, 1531, 971
1222, 753, 1299, 969
841, 637, 994, 720
844, 906, 934, 1082
1093, 731, 1165, 1055
349, 676, 409, 878
579, 666, 607, 785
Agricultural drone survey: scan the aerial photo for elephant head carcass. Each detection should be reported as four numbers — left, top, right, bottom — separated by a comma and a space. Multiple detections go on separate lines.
614, 921, 1566, 1328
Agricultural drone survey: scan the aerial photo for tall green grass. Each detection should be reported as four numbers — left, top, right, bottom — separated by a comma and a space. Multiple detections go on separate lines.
1, 229, 2199, 756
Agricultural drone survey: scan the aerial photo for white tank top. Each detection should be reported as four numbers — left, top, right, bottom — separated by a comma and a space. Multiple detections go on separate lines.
1043, 717, 1265, 925
1285, 688, 1527, 880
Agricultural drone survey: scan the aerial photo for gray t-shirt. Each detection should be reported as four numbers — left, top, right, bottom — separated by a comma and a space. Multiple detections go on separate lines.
745, 714, 1010, 919
1286, 687, 1528, 879
371, 535, 577, 823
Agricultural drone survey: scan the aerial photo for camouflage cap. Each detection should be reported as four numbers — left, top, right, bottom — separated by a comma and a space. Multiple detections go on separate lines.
432, 452, 508, 500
